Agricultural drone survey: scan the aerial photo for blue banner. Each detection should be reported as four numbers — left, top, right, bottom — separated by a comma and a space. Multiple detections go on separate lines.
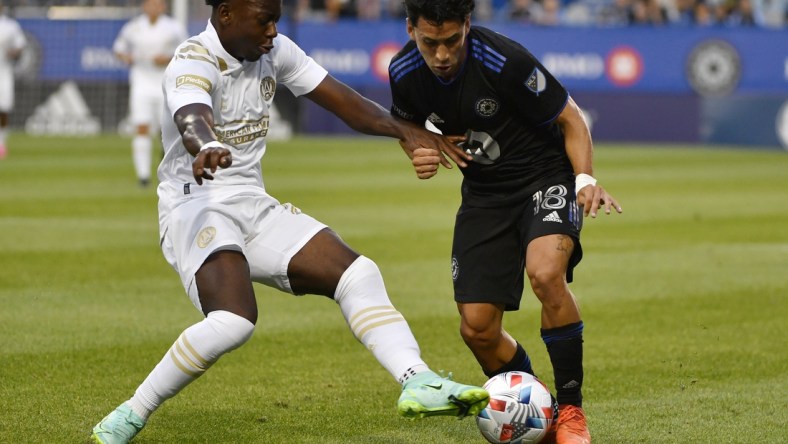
14, 18, 788, 147
19, 18, 787, 94
17, 18, 293, 82
295, 22, 788, 95
20, 19, 127, 81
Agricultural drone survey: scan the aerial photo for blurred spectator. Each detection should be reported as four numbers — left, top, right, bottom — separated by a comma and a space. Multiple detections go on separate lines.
325, 0, 357, 20
693, 0, 717, 24
562, 0, 596, 24
725, 0, 765, 25
385, 0, 406, 18
671, 0, 697, 24
535, 0, 567, 25
630, 0, 670, 24
597, 0, 636, 25
497, 0, 543, 22
475, 0, 496, 20
296, 0, 355, 21
356, 0, 381, 20
760, 0, 787, 26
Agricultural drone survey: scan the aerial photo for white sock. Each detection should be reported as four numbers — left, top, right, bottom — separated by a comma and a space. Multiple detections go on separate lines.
132, 135, 152, 181
127, 310, 255, 419
334, 256, 429, 385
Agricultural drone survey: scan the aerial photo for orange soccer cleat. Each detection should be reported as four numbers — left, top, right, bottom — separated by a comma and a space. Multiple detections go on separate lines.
550, 404, 590, 444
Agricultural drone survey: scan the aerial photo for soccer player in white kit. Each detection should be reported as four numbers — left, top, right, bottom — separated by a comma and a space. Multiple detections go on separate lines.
0, 2, 26, 159
113, 0, 187, 186
90, 1, 487, 442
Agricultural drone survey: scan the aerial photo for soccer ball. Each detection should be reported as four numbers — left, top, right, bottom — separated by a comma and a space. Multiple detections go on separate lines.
476, 371, 558, 444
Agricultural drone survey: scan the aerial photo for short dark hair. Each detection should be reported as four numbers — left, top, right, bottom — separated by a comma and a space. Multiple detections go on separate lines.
205, 0, 224, 6
403, 0, 475, 25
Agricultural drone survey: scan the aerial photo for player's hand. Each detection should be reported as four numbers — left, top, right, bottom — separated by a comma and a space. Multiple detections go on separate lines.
153, 54, 172, 67
193, 147, 232, 185
399, 130, 471, 170
410, 147, 443, 179
577, 183, 623, 218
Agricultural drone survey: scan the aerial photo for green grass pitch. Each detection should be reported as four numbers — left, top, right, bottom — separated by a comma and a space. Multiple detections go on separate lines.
0, 133, 786, 443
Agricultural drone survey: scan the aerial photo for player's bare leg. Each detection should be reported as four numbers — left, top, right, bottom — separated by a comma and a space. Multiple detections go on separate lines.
527, 234, 590, 444
457, 302, 537, 377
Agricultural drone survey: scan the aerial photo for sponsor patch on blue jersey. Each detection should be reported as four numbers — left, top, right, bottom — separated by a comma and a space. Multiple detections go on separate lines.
525, 67, 547, 96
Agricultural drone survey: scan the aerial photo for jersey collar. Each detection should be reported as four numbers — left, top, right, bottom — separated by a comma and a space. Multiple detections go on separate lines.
202, 20, 244, 75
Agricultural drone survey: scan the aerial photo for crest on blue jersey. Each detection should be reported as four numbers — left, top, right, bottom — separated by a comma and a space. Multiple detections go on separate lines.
525, 68, 547, 96
475, 98, 499, 118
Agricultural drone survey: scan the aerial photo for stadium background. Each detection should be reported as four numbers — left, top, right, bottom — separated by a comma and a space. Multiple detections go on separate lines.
4, 0, 788, 148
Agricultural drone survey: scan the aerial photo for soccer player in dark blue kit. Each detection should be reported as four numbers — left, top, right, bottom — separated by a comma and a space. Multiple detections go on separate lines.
389, 1, 623, 443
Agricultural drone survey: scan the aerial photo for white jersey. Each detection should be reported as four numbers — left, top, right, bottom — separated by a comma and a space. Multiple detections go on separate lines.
158, 21, 327, 193
0, 14, 26, 111
113, 14, 186, 91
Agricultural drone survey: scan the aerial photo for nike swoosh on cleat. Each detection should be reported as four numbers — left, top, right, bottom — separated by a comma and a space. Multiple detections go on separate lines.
424, 383, 443, 390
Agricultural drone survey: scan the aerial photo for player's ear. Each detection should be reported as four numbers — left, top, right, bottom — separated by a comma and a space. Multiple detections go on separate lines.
216, 1, 232, 25
406, 18, 416, 41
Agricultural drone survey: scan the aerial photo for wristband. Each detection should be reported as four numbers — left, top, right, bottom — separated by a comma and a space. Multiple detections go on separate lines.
199, 140, 225, 151
575, 173, 597, 195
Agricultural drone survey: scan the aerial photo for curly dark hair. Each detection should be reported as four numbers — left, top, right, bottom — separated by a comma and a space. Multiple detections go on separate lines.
403, 0, 475, 25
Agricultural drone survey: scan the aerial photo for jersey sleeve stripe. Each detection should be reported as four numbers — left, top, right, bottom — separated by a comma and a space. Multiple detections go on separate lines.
389, 47, 421, 72
471, 39, 506, 73
471, 38, 507, 63
390, 48, 425, 82
217, 57, 228, 72
176, 53, 219, 69
179, 43, 210, 56
176, 39, 220, 69
390, 58, 425, 82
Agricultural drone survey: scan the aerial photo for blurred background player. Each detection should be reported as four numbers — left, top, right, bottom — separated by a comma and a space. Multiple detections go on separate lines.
0, 1, 26, 159
113, 0, 187, 187
390, 1, 623, 443
90, 0, 487, 442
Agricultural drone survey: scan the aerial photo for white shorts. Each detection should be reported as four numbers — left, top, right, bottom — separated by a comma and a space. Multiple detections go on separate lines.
0, 70, 13, 111
129, 83, 162, 128
159, 186, 327, 311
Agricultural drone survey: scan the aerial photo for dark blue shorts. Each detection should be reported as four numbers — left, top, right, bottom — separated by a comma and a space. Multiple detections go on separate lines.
451, 181, 583, 311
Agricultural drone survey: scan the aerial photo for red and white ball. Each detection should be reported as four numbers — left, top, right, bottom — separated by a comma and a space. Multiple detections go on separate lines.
476, 371, 558, 444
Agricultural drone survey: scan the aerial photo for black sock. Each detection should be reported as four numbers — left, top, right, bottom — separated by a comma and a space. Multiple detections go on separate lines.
484, 342, 535, 378
541, 321, 584, 407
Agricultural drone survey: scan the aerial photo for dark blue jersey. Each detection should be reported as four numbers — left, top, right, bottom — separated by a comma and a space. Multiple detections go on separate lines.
389, 26, 574, 207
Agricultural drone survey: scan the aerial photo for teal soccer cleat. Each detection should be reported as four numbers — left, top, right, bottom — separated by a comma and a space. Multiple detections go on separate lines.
90, 403, 146, 444
397, 371, 489, 419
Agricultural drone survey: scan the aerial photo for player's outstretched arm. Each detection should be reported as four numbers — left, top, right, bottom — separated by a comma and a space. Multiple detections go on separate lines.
173, 103, 232, 185
304, 74, 471, 169
558, 97, 623, 218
